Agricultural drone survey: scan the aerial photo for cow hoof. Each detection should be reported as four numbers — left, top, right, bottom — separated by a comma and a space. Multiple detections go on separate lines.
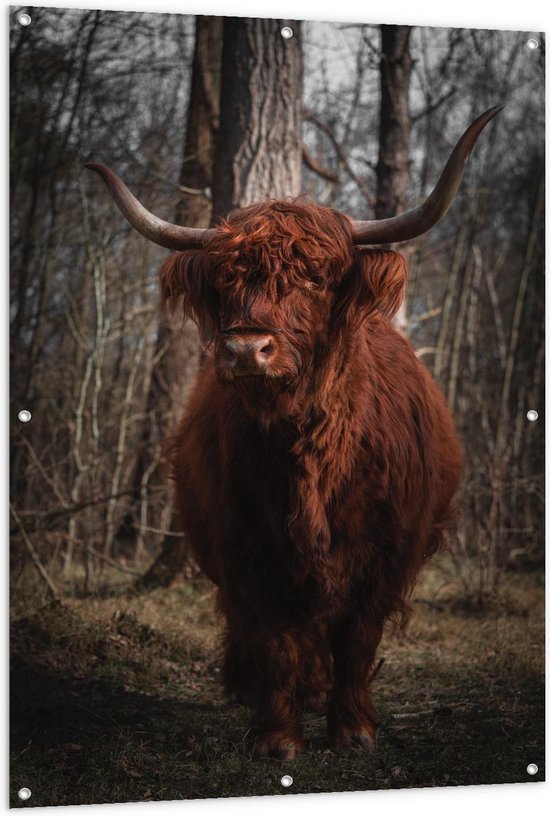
330, 723, 377, 752
253, 732, 302, 762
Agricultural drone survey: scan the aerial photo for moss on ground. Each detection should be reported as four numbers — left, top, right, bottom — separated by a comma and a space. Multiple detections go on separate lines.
10, 556, 545, 806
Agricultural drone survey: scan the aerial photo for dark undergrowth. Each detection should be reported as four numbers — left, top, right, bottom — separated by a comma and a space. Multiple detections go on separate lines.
10, 556, 545, 806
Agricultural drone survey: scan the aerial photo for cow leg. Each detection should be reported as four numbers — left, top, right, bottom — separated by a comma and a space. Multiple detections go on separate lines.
327, 615, 384, 751
222, 630, 259, 707
252, 630, 304, 761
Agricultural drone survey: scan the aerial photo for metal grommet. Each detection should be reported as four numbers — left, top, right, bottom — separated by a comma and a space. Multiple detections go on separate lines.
280, 774, 293, 787
526, 763, 538, 775
18, 410, 32, 423
526, 38, 539, 50
526, 410, 538, 422
18, 788, 32, 801
281, 27, 293, 40
17, 12, 32, 26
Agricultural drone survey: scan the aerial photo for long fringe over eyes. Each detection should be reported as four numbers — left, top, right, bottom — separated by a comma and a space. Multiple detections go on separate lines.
208, 199, 356, 301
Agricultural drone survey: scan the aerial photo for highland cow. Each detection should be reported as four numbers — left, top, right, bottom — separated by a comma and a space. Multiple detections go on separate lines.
86, 104, 502, 760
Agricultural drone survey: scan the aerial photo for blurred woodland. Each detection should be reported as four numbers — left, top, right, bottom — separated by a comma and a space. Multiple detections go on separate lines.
10, 9, 544, 600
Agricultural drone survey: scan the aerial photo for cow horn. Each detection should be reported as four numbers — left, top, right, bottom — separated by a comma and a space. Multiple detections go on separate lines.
351, 104, 505, 245
84, 162, 216, 250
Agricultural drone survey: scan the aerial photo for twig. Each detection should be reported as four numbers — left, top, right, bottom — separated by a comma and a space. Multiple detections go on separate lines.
302, 145, 338, 182
415, 346, 439, 358
17, 434, 69, 509
303, 110, 376, 208
138, 524, 186, 538
368, 657, 385, 685
392, 709, 434, 719
411, 86, 457, 123
10, 503, 60, 602
121, 148, 210, 197
86, 546, 141, 576
9, 489, 148, 532
413, 306, 442, 324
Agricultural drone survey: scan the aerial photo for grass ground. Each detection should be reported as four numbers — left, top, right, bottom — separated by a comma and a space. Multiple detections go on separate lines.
10, 556, 545, 806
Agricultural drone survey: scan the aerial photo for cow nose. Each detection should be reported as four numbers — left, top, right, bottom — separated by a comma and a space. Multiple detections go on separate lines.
224, 333, 277, 374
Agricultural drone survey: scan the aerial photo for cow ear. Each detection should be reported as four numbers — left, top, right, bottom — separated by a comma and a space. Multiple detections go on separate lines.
353, 248, 408, 320
159, 250, 218, 338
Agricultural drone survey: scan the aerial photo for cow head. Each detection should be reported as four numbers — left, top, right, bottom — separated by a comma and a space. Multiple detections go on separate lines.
156, 199, 406, 395
84, 104, 503, 401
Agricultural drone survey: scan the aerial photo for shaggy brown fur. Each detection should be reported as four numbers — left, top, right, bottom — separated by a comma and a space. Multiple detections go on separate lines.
160, 199, 463, 760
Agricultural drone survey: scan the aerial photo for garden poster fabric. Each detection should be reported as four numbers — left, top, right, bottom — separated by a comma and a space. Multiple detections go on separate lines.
10, 7, 544, 806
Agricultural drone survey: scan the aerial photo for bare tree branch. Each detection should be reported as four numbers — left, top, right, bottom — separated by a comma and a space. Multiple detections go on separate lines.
302, 145, 338, 182
303, 110, 376, 208
10, 504, 60, 602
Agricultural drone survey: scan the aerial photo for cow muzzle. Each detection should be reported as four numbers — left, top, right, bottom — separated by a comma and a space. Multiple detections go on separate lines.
222, 332, 278, 376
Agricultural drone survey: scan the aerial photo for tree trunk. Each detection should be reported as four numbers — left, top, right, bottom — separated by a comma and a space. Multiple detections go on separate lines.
134, 16, 223, 589
375, 25, 412, 334
175, 15, 223, 227
212, 17, 302, 213
139, 16, 303, 590
375, 25, 412, 220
